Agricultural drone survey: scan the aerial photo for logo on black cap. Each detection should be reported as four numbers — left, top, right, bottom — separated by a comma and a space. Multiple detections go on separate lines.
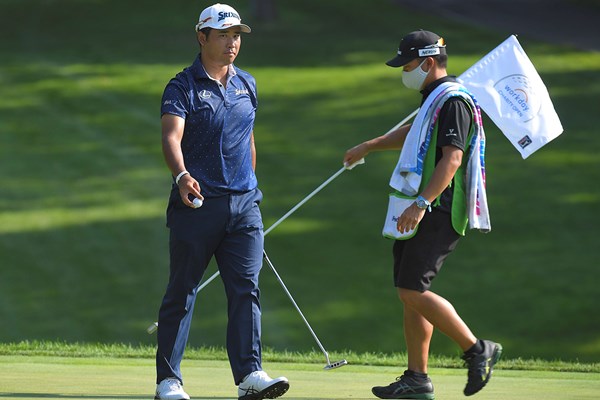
387, 30, 446, 68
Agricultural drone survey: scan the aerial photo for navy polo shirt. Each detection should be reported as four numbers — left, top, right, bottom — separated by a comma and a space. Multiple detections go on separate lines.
161, 55, 258, 198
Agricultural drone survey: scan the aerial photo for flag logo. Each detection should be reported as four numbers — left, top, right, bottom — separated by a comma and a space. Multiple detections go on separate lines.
494, 74, 541, 123
518, 135, 533, 148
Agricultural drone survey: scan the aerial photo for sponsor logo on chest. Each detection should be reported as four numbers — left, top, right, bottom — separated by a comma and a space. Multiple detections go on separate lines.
198, 90, 212, 99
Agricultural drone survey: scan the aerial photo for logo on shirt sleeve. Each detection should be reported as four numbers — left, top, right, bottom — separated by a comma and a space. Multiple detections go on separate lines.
446, 128, 458, 137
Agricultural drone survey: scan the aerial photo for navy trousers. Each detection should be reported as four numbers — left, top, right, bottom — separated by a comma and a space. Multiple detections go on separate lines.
156, 188, 264, 385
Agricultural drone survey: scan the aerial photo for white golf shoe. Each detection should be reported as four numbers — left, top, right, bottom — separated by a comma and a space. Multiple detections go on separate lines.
155, 378, 190, 400
238, 370, 289, 400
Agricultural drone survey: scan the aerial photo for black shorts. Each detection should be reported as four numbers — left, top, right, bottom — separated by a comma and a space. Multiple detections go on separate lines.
393, 208, 460, 292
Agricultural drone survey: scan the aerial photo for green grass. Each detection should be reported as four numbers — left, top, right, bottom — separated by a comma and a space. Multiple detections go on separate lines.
1, 341, 599, 374
1, 351, 599, 399
0, 0, 599, 363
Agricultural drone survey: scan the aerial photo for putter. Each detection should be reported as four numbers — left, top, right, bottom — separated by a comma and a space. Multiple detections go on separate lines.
262, 249, 347, 370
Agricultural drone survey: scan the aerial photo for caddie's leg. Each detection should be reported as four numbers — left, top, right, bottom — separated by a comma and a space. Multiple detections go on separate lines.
403, 303, 434, 373
399, 288, 477, 351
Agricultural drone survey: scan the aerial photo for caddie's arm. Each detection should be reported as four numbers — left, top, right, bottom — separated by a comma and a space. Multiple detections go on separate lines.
396, 145, 463, 233
161, 114, 203, 207
343, 124, 412, 166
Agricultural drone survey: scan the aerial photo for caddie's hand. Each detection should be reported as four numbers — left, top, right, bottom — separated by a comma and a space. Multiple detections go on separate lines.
343, 143, 369, 167
177, 174, 203, 208
397, 203, 426, 234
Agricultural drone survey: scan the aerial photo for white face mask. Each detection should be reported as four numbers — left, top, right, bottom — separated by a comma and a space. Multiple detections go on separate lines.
402, 59, 429, 91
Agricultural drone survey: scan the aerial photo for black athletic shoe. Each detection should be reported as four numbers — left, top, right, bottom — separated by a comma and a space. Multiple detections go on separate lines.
462, 340, 503, 396
372, 373, 435, 399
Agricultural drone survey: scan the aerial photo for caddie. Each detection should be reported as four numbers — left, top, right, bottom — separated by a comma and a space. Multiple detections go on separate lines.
343, 30, 502, 399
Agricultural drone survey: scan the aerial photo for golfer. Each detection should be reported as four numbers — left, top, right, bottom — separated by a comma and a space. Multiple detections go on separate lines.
155, 4, 289, 400
343, 30, 502, 399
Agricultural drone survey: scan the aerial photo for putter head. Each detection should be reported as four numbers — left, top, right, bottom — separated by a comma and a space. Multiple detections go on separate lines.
323, 359, 348, 370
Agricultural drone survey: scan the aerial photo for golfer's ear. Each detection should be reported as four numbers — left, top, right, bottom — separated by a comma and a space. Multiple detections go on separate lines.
197, 31, 207, 46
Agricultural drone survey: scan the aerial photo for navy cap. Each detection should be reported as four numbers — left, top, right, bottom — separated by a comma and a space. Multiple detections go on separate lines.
386, 30, 446, 67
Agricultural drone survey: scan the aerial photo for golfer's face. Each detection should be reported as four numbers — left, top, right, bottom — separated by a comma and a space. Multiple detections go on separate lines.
203, 28, 241, 65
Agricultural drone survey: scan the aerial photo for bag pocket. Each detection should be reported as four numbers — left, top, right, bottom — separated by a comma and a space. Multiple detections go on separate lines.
382, 192, 419, 240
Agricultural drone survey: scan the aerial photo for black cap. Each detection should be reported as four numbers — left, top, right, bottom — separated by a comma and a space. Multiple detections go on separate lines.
386, 30, 446, 68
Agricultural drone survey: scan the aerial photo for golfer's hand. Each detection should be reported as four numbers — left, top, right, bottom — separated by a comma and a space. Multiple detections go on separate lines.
177, 174, 203, 208
397, 203, 426, 234
343, 143, 369, 167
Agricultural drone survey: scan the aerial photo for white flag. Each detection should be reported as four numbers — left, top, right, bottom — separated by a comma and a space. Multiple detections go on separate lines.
458, 35, 563, 159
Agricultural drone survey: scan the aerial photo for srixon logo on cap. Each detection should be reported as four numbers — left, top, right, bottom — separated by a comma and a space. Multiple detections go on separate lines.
218, 11, 240, 21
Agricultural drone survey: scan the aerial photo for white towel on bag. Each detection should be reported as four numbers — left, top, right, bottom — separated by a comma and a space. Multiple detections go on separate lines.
389, 82, 459, 195
389, 82, 491, 232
